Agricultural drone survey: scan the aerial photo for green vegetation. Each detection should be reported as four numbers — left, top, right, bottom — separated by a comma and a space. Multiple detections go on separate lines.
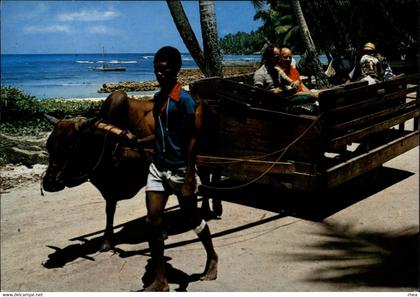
219, 3, 302, 55
1, 86, 102, 135
219, 2, 300, 55
219, 31, 266, 55
220, 0, 417, 64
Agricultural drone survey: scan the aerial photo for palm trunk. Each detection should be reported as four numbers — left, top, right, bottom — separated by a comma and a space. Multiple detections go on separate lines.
199, 0, 223, 77
166, 0, 206, 73
290, 0, 331, 88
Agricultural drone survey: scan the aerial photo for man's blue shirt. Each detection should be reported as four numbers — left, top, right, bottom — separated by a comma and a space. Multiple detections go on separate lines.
153, 83, 196, 169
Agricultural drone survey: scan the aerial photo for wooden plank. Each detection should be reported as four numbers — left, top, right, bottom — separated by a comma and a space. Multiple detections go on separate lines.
217, 78, 291, 109
326, 130, 419, 189
342, 81, 370, 89
319, 81, 368, 98
144, 148, 295, 175
190, 77, 221, 99
319, 74, 407, 110
406, 73, 420, 84
196, 155, 295, 175
331, 101, 417, 134
327, 86, 417, 122
329, 109, 419, 150
217, 93, 252, 109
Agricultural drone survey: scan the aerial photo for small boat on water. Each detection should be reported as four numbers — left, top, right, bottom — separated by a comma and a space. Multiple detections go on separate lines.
90, 65, 127, 72
90, 47, 127, 72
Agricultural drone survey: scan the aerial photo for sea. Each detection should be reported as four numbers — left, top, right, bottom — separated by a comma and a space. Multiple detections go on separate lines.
1, 53, 262, 100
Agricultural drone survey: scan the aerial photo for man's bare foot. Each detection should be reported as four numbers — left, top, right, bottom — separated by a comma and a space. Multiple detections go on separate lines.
200, 253, 218, 281
143, 279, 169, 292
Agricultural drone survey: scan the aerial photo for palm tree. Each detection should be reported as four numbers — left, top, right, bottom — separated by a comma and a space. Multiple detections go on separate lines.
253, 7, 299, 49
251, 0, 330, 87
166, 0, 222, 77
166, 0, 205, 72
290, 0, 331, 88
199, 0, 223, 77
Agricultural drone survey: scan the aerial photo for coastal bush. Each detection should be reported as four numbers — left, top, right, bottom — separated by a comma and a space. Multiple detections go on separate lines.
1, 86, 103, 135
39, 99, 103, 119
1, 86, 40, 121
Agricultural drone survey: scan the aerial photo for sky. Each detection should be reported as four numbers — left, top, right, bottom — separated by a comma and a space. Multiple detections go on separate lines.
1, 0, 262, 54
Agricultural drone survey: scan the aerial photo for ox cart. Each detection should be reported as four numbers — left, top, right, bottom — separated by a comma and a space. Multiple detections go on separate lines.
190, 73, 419, 193
40, 72, 418, 250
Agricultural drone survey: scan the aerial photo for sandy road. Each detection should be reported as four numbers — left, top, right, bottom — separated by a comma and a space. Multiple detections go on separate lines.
1, 147, 418, 292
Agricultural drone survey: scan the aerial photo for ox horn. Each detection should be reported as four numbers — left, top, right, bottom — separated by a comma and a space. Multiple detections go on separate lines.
79, 116, 99, 130
43, 113, 59, 125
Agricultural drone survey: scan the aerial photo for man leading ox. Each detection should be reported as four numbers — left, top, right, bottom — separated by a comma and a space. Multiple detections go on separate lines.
142, 46, 218, 291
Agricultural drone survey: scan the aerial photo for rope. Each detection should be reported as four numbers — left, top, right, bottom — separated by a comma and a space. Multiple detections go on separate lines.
200, 116, 321, 190
198, 147, 287, 165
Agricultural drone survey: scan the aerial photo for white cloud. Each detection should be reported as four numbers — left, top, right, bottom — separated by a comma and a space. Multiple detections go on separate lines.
57, 9, 120, 22
23, 25, 71, 34
86, 26, 118, 35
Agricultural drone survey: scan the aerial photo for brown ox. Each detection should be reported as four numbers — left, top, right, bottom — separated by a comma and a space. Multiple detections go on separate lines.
42, 90, 220, 252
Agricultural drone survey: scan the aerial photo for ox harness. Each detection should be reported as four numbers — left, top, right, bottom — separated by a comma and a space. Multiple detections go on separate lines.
94, 121, 154, 160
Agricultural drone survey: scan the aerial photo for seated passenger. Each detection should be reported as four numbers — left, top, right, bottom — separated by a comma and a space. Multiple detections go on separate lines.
254, 45, 308, 95
276, 47, 318, 98
253, 44, 283, 93
254, 45, 319, 115
348, 42, 395, 85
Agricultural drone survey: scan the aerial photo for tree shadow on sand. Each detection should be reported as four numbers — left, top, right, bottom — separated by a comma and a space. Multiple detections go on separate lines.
286, 222, 419, 289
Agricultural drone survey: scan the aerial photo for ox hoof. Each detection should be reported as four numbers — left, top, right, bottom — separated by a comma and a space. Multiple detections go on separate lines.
100, 240, 113, 252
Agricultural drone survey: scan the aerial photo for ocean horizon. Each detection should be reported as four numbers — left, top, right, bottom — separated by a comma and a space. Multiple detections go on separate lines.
1, 53, 328, 100
1, 53, 261, 100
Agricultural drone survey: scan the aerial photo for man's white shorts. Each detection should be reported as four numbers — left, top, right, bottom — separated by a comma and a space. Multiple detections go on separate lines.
145, 163, 200, 195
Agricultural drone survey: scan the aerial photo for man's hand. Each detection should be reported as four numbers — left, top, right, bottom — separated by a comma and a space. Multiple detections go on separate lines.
271, 87, 282, 94
290, 80, 300, 90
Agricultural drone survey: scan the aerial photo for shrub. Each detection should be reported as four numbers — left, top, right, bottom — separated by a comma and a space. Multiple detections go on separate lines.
0, 86, 103, 135
39, 99, 103, 119
1, 86, 40, 121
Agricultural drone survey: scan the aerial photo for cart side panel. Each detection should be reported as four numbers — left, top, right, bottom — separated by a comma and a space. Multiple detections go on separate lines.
319, 73, 419, 189
216, 103, 324, 163
326, 131, 419, 189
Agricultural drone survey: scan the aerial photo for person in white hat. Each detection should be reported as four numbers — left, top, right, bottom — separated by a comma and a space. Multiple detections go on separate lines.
348, 42, 395, 84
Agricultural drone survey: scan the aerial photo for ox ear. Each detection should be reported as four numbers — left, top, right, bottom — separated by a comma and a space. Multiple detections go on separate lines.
43, 113, 59, 125
78, 116, 98, 131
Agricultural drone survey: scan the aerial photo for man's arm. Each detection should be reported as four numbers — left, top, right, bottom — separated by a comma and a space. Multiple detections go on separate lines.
181, 96, 199, 197
253, 67, 266, 88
